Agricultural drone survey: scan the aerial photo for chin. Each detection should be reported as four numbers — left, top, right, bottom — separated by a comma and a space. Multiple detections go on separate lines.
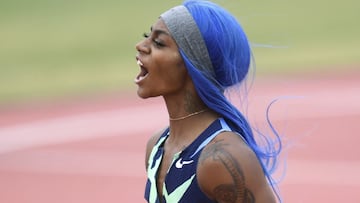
137, 91, 148, 99
137, 89, 155, 99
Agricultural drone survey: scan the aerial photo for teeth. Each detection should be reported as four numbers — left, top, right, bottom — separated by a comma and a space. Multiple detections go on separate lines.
137, 59, 143, 66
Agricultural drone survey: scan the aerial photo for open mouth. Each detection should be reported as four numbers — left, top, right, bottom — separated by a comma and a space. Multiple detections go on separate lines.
134, 59, 149, 84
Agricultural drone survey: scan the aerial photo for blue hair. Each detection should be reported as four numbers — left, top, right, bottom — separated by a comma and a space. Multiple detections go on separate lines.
182, 0, 282, 200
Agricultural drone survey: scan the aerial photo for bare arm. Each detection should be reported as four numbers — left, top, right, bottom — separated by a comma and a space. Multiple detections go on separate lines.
197, 132, 276, 203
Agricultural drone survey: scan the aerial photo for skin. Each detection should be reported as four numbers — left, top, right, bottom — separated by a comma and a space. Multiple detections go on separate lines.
136, 19, 276, 203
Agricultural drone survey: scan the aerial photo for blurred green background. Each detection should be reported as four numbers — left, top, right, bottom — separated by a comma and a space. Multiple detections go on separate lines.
0, 0, 359, 104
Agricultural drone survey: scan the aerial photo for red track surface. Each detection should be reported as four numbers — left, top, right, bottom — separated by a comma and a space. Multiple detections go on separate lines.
0, 71, 359, 202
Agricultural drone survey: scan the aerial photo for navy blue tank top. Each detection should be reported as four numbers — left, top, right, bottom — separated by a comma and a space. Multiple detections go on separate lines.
144, 118, 236, 203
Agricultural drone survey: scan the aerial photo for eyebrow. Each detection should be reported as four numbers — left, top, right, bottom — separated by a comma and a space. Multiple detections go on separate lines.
150, 26, 171, 36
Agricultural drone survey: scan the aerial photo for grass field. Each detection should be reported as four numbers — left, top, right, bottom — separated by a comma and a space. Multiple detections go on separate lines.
0, 0, 359, 103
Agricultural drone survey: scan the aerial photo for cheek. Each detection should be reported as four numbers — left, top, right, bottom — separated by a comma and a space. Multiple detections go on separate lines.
155, 51, 185, 76
163, 57, 187, 84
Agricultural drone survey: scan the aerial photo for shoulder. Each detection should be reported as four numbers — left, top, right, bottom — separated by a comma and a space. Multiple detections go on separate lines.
196, 131, 276, 202
145, 127, 167, 170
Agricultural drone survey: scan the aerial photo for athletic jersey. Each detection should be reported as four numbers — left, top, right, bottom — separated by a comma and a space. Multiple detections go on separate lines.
144, 118, 237, 203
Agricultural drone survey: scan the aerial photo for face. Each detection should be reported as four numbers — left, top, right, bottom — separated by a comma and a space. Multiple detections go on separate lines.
134, 19, 189, 99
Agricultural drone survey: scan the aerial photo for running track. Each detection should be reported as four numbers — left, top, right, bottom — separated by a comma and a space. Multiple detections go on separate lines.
0, 71, 359, 202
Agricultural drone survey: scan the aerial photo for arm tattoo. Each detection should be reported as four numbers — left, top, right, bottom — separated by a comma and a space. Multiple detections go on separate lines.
200, 139, 255, 203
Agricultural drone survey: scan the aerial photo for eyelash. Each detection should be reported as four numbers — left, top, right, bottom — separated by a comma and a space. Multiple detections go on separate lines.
143, 32, 150, 38
142, 32, 164, 47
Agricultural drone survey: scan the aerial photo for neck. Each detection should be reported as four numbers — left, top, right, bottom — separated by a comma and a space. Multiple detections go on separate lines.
169, 109, 208, 121
166, 109, 219, 148
163, 87, 207, 122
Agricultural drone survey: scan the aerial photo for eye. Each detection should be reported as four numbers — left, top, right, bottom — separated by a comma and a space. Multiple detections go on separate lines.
153, 39, 165, 47
142, 31, 165, 47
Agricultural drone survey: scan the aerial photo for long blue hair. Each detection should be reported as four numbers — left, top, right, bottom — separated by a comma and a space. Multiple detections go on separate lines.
181, 0, 282, 200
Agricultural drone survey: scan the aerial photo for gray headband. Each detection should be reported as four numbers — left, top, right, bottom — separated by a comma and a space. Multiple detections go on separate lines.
160, 5, 215, 77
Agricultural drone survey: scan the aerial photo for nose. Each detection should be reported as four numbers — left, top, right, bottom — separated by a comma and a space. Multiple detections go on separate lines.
135, 39, 150, 54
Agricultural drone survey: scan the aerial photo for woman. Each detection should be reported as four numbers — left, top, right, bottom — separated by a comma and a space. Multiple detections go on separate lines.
134, 0, 282, 202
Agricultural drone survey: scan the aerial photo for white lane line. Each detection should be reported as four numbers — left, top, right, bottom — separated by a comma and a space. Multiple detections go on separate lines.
0, 103, 167, 154
242, 87, 360, 121
0, 87, 358, 154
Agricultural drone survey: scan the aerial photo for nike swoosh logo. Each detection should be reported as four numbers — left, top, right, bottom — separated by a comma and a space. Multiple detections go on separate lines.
175, 158, 194, 169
